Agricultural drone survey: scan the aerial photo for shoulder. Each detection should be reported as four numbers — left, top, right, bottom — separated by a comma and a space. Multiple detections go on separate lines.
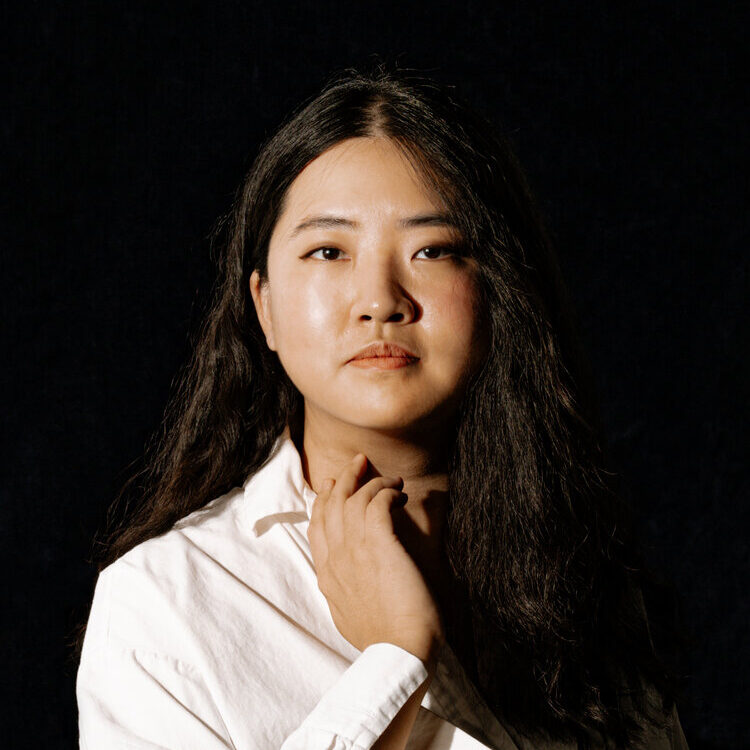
117, 482, 248, 581
85, 484, 255, 658
76, 490, 251, 749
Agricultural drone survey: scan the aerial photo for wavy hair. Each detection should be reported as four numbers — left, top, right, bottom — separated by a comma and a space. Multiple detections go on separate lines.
72, 63, 689, 749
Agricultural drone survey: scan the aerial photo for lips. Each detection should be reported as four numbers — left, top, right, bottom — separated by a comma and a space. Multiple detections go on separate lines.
349, 342, 419, 361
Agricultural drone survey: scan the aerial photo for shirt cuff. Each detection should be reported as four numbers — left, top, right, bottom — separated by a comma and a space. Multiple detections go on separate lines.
293, 642, 429, 747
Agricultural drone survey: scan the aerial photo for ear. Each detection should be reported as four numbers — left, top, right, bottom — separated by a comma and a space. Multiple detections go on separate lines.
249, 269, 277, 351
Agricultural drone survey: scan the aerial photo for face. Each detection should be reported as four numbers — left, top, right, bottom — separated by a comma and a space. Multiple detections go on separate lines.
250, 136, 488, 436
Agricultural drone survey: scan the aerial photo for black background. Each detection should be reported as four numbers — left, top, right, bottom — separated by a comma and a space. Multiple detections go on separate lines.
2, 2, 746, 747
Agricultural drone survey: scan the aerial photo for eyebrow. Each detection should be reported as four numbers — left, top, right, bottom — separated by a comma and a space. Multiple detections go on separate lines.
289, 212, 457, 238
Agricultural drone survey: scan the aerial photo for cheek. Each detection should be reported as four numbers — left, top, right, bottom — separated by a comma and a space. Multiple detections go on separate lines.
428, 277, 483, 353
271, 277, 339, 356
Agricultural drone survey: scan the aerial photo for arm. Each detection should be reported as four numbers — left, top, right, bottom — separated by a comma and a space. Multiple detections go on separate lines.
281, 642, 432, 749
304, 458, 448, 747
371, 668, 434, 750
78, 570, 434, 750
371, 638, 440, 750
78, 647, 235, 749
78, 574, 488, 750
282, 640, 495, 750
77, 570, 234, 749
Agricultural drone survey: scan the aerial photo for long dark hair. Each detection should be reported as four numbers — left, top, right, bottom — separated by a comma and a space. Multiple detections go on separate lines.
72, 63, 690, 748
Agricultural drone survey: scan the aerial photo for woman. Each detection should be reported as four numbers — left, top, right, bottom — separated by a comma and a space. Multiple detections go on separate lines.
75, 64, 690, 749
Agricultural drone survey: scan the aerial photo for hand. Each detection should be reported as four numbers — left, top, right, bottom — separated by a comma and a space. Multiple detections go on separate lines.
308, 453, 445, 666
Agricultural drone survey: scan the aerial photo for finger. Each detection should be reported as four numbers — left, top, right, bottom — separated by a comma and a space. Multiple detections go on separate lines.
364, 487, 408, 540
310, 477, 335, 524
326, 454, 368, 548
309, 478, 335, 568
343, 476, 404, 546
335, 454, 369, 502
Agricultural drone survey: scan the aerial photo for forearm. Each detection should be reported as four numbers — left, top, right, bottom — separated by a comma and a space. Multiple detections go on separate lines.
372, 669, 434, 750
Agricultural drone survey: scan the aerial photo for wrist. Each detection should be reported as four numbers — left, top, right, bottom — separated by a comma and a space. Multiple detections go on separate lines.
386, 628, 444, 672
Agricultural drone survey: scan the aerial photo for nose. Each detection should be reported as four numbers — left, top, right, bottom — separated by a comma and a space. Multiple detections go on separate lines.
354, 257, 417, 324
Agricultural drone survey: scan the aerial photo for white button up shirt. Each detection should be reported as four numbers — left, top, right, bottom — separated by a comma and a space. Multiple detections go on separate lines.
77, 426, 688, 749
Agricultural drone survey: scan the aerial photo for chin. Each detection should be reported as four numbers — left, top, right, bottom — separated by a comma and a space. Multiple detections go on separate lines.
337, 401, 448, 433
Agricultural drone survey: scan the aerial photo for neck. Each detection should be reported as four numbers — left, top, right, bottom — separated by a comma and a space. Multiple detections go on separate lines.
291, 406, 456, 583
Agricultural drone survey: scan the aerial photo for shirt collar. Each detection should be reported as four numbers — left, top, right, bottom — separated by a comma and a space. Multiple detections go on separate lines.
242, 424, 318, 537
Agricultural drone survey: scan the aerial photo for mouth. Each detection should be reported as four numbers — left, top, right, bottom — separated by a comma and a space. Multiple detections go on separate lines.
348, 356, 419, 370
347, 341, 420, 366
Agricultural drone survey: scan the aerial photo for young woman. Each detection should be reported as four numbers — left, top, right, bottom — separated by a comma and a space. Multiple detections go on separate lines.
75, 65, 690, 749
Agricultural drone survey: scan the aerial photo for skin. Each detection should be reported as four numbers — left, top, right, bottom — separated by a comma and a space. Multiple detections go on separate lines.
249, 136, 489, 747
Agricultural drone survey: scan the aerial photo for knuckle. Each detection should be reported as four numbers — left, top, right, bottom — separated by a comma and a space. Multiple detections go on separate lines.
351, 544, 369, 565
374, 486, 400, 503
366, 491, 399, 521
367, 477, 401, 495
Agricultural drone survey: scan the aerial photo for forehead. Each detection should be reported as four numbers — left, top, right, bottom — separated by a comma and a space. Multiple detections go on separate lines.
274, 137, 446, 236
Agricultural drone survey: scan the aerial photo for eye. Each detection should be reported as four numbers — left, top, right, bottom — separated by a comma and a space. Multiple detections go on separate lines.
304, 243, 466, 261
305, 246, 348, 261
414, 244, 460, 260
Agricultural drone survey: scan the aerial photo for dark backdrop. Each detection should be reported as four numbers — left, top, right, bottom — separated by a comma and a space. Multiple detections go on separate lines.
2, 2, 746, 747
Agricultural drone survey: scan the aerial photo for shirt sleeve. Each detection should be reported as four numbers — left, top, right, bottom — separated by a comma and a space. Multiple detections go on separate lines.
78, 568, 431, 749
281, 642, 430, 749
